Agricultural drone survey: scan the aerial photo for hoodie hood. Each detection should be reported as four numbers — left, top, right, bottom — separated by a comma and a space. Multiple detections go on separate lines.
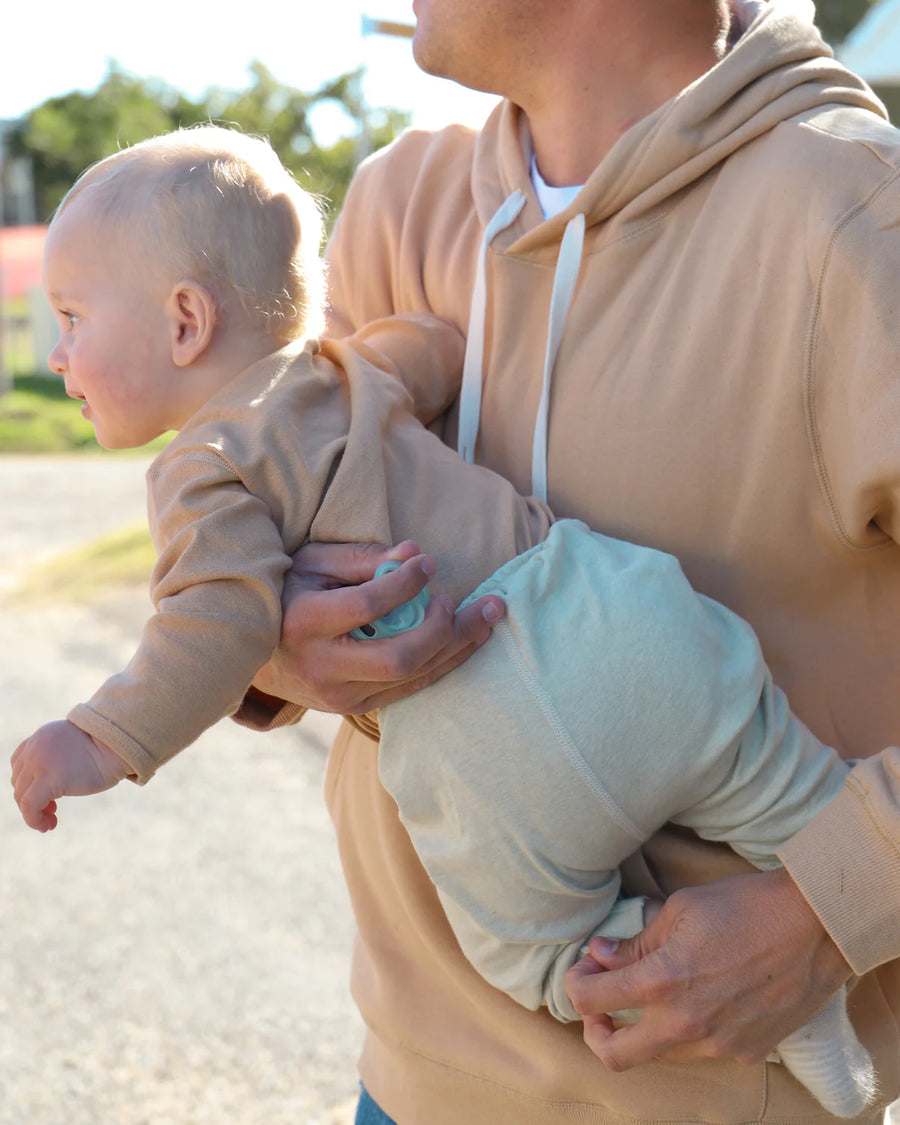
471, 0, 885, 250
457, 0, 887, 498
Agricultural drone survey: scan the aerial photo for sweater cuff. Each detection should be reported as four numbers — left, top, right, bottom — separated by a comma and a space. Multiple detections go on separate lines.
232, 689, 307, 732
67, 703, 157, 785
777, 771, 900, 975
232, 692, 380, 739
345, 710, 381, 741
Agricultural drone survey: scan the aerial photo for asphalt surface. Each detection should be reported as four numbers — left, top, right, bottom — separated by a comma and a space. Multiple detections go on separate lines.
0, 456, 361, 1125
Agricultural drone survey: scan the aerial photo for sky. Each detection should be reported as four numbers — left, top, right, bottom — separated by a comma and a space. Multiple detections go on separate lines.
0, 0, 500, 141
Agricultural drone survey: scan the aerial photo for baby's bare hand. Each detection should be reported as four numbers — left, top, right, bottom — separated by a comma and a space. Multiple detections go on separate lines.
10, 720, 130, 832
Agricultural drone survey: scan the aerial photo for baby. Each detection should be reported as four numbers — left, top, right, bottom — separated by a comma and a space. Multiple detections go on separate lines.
10, 125, 874, 1117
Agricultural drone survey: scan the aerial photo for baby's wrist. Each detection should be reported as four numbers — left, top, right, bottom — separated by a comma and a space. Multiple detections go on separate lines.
81, 729, 133, 781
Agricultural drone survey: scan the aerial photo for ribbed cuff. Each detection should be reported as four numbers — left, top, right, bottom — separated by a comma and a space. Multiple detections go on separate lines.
777, 774, 900, 975
67, 703, 157, 785
232, 692, 307, 732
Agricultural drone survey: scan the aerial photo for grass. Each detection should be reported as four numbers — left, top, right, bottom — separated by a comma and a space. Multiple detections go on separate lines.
1, 370, 164, 601
0, 373, 171, 455
13, 523, 156, 606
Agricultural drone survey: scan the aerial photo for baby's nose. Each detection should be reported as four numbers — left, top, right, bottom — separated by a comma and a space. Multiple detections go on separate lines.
47, 341, 67, 375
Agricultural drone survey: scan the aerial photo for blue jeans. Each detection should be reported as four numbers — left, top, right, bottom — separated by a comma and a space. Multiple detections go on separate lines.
355, 1085, 397, 1125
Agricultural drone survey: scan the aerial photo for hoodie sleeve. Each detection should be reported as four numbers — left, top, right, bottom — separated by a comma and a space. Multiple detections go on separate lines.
325, 129, 478, 419
778, 750, 900, 975
329, 313, 465, 427
779, 165, 900, 974
325, 130, 451, 336
804, 164, 900, 551
324, 143, 411, 337
68, 448, 291, 782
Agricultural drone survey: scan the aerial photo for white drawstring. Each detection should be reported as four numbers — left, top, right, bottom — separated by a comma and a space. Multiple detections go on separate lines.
531, 212, 585, 502
458, 192, 585, 504
458, 191, 526, 464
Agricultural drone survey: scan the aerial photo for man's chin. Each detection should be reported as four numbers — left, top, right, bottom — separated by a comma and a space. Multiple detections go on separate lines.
411, 46, 497, 95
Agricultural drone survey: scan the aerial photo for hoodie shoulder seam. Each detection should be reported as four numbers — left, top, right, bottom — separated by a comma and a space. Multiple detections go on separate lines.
798, 118, 900, 174
804, 165, 900, 552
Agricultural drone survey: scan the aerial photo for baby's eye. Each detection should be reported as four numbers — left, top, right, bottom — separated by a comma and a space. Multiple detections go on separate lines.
60, 310, 80, 330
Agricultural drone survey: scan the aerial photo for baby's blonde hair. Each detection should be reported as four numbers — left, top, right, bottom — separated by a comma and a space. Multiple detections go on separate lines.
56, 124, 326, 345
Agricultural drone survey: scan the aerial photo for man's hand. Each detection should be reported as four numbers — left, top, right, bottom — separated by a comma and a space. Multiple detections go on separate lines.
11, 720, 130, 832
564, 868, 852, 1070
251, 540, 504, 714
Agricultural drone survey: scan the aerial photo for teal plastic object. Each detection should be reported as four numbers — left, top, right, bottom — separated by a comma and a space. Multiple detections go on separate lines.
350, 560, 432, 640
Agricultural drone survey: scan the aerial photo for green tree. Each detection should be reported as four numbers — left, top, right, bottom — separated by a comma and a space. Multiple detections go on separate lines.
5, 61, 408, 225
7, 65, 188, 222
201, 62, 408, 216
5, 0, 885, 226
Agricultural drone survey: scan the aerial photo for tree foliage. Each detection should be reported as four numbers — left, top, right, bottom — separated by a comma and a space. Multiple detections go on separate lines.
1, 0, 889, 228
5, 61, 408, 226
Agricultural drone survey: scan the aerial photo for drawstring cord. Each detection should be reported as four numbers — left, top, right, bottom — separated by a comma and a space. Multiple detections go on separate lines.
532, 212, 584, 503
458, 191, 527, 464
458, 191, 585, 503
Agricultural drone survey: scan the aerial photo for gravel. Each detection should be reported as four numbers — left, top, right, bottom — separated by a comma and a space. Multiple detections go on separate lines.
0, 455, 362, 1125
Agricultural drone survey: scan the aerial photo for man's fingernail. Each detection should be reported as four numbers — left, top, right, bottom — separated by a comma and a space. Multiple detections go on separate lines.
482, 601, 503, 623
421, 557, 437, 578
592, 938, 619, 957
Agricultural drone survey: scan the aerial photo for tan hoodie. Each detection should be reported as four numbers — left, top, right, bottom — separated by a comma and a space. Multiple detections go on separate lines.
323, 2, 900, 1121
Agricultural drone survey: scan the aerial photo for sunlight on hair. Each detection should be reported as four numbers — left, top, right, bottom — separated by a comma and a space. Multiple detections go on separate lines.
56, 124, 327, 345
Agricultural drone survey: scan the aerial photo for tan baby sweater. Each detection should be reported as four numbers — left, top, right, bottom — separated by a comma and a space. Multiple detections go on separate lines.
67, 319, 551, 778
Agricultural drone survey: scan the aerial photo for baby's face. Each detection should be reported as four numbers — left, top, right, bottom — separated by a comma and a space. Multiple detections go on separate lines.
42, 197, 181, 450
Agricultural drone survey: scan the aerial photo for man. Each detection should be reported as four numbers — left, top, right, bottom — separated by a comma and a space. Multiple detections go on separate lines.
250, 0, 900, 1120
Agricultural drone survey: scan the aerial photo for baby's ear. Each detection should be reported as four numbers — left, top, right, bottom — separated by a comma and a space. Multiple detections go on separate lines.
168, 283, 216, 367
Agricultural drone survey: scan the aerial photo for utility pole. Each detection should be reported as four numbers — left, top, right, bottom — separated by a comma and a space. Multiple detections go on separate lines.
361, 16, 414, 39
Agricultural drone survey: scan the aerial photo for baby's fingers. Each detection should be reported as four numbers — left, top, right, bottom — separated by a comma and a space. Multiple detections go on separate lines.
10, 739, 28, 781
36, 798, 59, 832
16, 778, 58, 832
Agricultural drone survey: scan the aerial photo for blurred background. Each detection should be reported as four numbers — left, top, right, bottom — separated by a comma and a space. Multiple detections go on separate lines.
0, 0, 894, 395
0, 0, 500, 399
0, 1, 897, 1121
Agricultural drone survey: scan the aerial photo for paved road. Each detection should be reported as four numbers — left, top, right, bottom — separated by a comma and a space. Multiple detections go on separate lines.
0, 456, 361, 1125
0, 456, 156, 574
7, 457, 900, 1125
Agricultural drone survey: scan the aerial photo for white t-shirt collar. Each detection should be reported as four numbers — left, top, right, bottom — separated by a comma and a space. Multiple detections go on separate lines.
530, 154, 583, 219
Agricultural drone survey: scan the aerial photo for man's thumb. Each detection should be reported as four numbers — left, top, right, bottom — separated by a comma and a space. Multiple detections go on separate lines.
589, 917, 664, 970
589, 934, 637, 970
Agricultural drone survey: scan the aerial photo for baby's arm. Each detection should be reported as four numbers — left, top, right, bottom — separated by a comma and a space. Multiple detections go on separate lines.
66, 450, 291, 783
323, 313, 465, 427
11, 720, 131, 832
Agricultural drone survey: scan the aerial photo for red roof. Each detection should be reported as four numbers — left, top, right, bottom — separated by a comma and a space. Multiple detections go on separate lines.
0, 225, 48, 301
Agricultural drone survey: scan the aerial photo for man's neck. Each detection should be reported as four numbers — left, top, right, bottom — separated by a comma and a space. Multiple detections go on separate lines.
523, 0, 731, 186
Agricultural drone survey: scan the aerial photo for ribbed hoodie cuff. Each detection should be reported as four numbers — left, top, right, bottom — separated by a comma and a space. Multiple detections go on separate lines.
777, 775, 900, 975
